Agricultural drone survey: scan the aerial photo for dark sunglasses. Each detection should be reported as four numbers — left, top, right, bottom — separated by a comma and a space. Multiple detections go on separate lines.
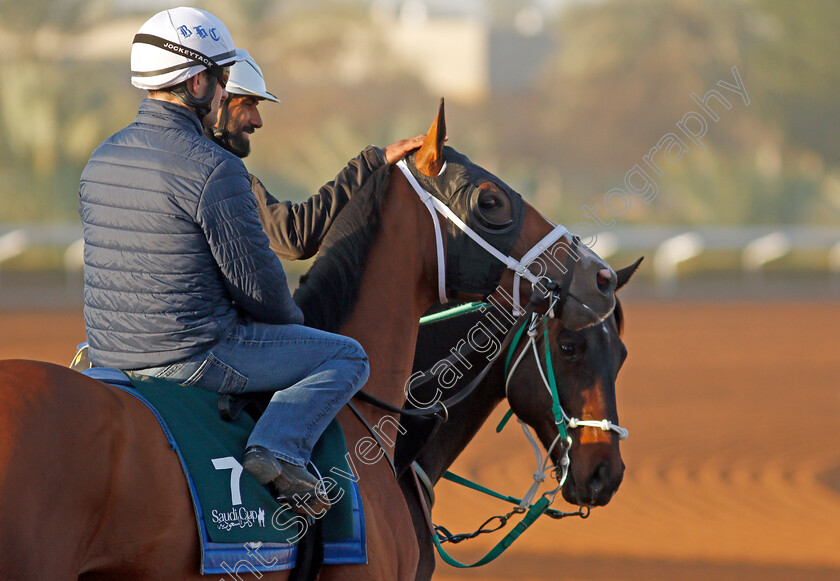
208, 66, 231, 89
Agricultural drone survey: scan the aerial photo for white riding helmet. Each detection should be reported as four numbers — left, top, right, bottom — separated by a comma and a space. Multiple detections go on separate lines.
130, 7, 249, 91
227, 56, 281, 103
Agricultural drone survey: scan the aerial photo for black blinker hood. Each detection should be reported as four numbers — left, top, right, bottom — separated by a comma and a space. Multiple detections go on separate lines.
404, 146, 525, 296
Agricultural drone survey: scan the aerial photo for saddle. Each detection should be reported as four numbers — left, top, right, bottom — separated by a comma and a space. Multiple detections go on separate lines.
73, 343, 282, 425
71, 354, 368, 575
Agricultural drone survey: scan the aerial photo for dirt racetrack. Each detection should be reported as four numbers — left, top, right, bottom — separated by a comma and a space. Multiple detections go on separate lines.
2, 301, 839, 580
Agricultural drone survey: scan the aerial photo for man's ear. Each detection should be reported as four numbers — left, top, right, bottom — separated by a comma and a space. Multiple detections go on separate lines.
188, 70, 221, 101
187, 71, 207, 98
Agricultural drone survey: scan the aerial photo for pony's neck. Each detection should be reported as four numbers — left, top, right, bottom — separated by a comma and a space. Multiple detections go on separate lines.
340, 174, 440, 414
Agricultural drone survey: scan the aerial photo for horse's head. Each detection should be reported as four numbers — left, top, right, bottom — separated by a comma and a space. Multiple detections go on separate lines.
505, 258, 641, 507
401, 99, 616, 331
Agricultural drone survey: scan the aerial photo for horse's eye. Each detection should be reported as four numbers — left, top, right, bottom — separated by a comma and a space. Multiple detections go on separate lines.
559, 343, 576, 357
471, 187, 515, 231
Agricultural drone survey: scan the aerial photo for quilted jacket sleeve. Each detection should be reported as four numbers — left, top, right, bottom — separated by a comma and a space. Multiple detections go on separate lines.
198, 158, 304, 325
253, 146, 386, 260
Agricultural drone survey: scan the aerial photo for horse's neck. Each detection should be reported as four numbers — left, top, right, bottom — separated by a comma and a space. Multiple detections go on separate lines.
420, 366, 506, 484
401, 308, 513, 483
340, 176, 438, 413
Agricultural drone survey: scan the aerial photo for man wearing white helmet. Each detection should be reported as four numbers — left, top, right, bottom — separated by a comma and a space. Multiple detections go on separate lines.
206, 56, 424, 260
79, 7, 388, 512
206, 56, 277, 158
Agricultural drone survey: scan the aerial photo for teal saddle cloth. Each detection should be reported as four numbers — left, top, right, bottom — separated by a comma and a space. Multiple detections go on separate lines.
82, 367, 366, 575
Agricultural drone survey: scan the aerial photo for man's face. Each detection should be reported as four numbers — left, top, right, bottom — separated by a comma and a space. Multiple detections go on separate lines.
213, 95, 263, 158
201, 69, 229, 128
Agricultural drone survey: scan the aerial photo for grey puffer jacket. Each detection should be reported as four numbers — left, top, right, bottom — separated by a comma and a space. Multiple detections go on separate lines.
79, 98, 303, 369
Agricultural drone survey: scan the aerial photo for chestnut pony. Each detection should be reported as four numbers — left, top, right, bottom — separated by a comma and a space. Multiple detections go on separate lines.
0, 102, 616, 580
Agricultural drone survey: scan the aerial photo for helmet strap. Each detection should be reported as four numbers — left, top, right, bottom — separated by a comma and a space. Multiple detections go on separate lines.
210, 97, 231, 142
169, 73, 216, 121
132, 33, 231, 78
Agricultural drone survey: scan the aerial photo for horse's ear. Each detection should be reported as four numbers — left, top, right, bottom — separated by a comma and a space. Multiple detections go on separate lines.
616, 257, 644, 290
415, 98, 446, 176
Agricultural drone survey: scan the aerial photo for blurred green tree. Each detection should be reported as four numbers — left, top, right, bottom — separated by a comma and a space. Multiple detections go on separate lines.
748, 0, 840, 165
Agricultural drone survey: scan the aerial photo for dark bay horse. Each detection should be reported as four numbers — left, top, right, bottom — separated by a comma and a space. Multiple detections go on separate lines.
397, 260, 640, 580
0, 101, 616, 580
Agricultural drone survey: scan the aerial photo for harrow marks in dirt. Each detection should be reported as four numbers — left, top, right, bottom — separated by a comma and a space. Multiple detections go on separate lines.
433, 303, 840, 580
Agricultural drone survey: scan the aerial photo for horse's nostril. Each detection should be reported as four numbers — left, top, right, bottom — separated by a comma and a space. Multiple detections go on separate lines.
588, 461, 611, 503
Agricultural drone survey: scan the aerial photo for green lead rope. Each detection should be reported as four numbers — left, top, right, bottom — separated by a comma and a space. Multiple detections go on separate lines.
440, 471, 572, 519
432, 496, 553, 568
495, 319, 530, 433
430, 317, 579, 568
542, 323, 569, 439
495, 318, 568, 437
419, 308, 579, 567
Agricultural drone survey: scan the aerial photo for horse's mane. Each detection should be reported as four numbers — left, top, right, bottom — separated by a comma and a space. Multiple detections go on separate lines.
614, 297, 624, 336
293, 164, 392, 333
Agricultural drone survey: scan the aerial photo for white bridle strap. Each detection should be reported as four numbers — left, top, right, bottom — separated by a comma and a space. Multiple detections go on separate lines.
396, 160, 569, 311
511, 225, 569, 316
517, 418, 568, 508
397, 161, 448, 303
505, 317, 629, 441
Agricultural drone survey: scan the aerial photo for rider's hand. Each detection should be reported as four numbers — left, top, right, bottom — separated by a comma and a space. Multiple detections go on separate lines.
380, 134, 447, 164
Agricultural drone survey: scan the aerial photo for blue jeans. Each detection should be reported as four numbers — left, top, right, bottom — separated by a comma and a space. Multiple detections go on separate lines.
134, 322, 369, 467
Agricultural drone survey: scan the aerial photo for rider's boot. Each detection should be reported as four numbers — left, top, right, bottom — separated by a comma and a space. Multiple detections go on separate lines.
242, 445, 330, 515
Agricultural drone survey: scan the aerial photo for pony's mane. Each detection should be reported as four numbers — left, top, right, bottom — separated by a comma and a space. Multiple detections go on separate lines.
293, 165, 392, 332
